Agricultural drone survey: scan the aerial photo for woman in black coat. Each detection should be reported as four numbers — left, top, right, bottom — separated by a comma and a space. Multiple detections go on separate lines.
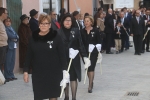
57, 14, 90, 100
23, 13, 69, 100
81, 16, 101, 93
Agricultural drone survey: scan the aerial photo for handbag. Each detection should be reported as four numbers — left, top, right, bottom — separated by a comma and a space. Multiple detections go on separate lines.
0, 70, 5, 85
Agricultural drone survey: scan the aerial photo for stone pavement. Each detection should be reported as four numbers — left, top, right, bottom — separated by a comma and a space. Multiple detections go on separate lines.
1, 45, 150, 100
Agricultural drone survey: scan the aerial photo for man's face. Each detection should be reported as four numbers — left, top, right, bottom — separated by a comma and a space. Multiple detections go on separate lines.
146, 10, 150, 15
120, 13, 124, 18
124, 9, 127, 13
51, 12, 57, 19
136, 11, 140, 17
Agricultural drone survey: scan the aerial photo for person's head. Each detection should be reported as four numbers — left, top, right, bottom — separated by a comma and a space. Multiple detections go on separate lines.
72, 11, 80, 20
50, 11, 57, 20
59, 8, 66, 15
38, 13, 51, 33
119, 12, 125, 18
30, 9, 38, 19
116, 21, 121, 27
84, 15, 94, 28
140, 5, 144, 11
79, 14, 83, 20
20, 14, 29, 25
84, 13, 89, 18
135, 10, 141, 17
108, 8, 112, 14
123, 7, 127, 13
99, 12, 104, 19
0, 7, 8, 21
3, 17, 11, 27
61, 14, 73, 29
98, 7, 103, 13
146, 10, 150, 15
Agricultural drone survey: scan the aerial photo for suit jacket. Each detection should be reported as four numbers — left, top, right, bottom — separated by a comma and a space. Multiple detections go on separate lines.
5, 26, 19, 49
130, 16, 146, 35
104, 13, 114, 34
57, 27, 87, 81
143, 15, 150, 21
117, 17, 130, 35
51, 19, 60, 31
73, 18, 82, 30
29, 17, 39, 32
114, 26, 126, 39
125, 12, 132, 22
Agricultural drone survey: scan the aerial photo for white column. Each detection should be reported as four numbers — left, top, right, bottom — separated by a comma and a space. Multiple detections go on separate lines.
39, 0, 43, 13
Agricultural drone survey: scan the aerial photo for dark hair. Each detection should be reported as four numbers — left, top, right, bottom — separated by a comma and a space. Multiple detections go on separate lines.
84, 13, 89, 18
98, 7, 103, 12
59, 8, 66, 14
123, 7, 127, 10
3, 17, 11, 24
116, 20, 121, 26
60, 14, 73, 28
72, 11, 79, 17
0, 7, 7, 16
49, 11, 54, 15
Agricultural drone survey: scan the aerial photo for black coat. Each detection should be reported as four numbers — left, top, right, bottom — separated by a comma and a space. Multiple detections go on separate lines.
114, 27, 126, 39
81, 27, 101, 53
23, 28, 67, 99
72, 17, 82, 30
29, 17, 39, 32
104, 13, 114, 34
130, 16, 146, 35
57, 27, 87, 81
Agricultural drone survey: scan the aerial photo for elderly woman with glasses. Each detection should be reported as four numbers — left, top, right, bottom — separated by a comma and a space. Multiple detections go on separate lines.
23, 13, 69, 100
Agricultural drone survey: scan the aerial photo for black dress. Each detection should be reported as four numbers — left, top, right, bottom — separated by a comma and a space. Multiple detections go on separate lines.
23, 28, 67, 99
81, 27, 101, 72
57, 27, 87, 81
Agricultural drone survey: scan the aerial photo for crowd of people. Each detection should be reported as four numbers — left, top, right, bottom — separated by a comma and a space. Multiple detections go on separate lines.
0, 5, 150, 100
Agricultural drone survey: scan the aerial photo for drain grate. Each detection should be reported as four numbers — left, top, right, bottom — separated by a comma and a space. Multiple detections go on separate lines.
126, 92, 139, 96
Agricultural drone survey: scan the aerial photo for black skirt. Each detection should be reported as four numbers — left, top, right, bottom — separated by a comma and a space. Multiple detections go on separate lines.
88, 53, 98, 72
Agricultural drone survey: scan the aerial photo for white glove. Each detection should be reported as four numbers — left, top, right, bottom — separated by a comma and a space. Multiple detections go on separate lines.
84, 57, 91, 69
97, 53, 102, 64
60, 70, 70, 88
96, 44, 102, 52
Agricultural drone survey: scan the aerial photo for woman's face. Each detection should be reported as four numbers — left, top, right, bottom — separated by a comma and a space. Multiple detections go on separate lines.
22, 18, 29, 25
39, 19, 51, 32
84, 18, 92, 27
4, 19, 11, 27
63, 17, 72, 29
100, 13, 104, 18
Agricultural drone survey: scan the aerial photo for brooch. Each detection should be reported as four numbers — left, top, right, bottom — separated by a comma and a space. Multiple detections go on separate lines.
47, 41, 53, 48
71, 31, 75, 38
91, 32, 95, 37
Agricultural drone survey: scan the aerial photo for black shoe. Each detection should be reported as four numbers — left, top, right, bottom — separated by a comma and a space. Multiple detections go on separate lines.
106, 52, 113, 54
12, 78, 17, 80
88, 89, 92, 93
146, 50, 150, 52
138, 53, 141, 55
6, 78, 13, 81
129, 45, 133, 47
116, 51, 119, 54
134, 53, 138, 55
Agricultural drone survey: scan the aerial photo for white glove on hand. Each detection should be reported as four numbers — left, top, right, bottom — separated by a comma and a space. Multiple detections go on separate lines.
60, 70, 70, 88
84, 57, 91, 70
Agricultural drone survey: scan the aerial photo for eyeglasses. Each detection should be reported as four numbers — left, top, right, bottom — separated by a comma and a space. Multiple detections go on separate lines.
40, 23, 50, 26
64, 20, 71, 22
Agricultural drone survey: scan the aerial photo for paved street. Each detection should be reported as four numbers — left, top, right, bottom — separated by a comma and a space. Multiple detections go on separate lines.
1, 44, 150, 100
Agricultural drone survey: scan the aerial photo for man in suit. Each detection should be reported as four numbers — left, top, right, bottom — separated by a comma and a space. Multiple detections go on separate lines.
104, 8, 114, 54
131, 10, 146, 55
72, 11, 82, 30
50, 11, 60, 31
118, 12, 130, 52
29, 9, 39, 32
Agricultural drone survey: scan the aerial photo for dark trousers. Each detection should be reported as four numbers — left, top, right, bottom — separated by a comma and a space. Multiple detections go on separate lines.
0, 46, 7, 73
125, 35, 129, 49
106, 34, 112, 53
133, 35, 143, 53
121, 35, 126, 51
143, 33, 150, 50
4, 48, 16, 79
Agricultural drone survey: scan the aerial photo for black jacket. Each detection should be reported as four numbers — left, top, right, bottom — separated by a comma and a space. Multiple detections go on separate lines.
23, 28, 67, 99
51, 19, 60, 31
29, 17, 39, 32
81, 27, 101, 53
57, 27, 87, 81
130, 16, 146, 35
114, 26, 126, 39
104, 13, 114, 34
